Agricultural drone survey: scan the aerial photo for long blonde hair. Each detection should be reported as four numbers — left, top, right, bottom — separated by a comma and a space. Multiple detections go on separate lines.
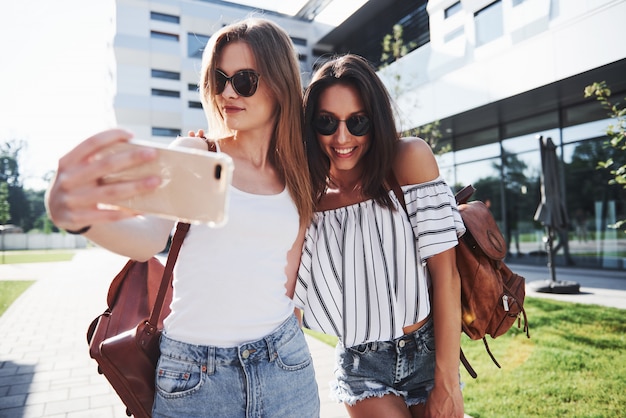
199, 18, 313, 224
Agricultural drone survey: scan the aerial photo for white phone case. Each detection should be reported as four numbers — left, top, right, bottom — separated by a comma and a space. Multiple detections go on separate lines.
99, 139, 234, 227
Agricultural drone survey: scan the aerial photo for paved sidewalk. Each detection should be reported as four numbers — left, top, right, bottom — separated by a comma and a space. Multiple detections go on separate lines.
508, 261, 626, 309
0, 249, 349, 418
0, 248, 624, 417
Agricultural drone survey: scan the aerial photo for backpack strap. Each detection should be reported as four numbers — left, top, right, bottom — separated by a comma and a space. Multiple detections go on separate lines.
147, 137, 216, 328
455, 185, 476, 205
146, 222, 190, 329
460, 349, 478, 379
202, 137, 219, 152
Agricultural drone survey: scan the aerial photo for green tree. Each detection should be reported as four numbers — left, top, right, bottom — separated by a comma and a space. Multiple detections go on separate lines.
0, 182, 9, 263
25, 189, 49, 233
0, 182, 10, 226
0, 140, 22, 187
379, 25, 448, 154
584, 81, 626, 233
0, 139, 39, 232
381, 24, 416, 68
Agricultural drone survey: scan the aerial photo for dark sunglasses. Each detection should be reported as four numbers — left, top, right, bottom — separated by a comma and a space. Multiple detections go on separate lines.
313, 115, 371, 136
215, 69, 260, 97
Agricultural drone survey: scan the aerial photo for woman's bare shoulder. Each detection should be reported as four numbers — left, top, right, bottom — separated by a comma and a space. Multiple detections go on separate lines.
393, 137, 440, 186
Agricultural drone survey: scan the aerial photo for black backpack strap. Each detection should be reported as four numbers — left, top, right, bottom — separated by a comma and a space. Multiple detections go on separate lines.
460, 348, 478, 379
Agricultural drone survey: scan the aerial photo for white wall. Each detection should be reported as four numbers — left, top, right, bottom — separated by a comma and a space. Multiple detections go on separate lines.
113, 0, 333, 141
1, 233, 89, 251
384, 0, 626, 129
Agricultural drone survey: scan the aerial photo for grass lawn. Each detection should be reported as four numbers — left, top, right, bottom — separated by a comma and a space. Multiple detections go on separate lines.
1, 250, 624, 416
0, 250, 76, 264
0, 250, 75, 316
460, 297, 626, 418
0, 281, 35, 316
307, 297, 626, 418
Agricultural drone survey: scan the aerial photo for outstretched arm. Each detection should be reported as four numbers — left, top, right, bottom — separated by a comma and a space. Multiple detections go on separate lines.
45, 128, 174, 260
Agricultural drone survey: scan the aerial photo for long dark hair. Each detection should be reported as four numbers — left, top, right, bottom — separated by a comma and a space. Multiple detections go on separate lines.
303, 54, 399, 208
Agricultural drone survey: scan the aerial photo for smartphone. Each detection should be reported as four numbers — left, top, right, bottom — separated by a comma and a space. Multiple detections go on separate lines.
98, 139, 234, 227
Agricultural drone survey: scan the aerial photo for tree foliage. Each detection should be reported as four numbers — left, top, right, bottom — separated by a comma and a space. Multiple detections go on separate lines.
0, 183, 10, 225
584, 81, 626, 233
0, 140, 23, 187
381, 24, 417, 67
379, 25, 448, 154
0, 139, 48, 232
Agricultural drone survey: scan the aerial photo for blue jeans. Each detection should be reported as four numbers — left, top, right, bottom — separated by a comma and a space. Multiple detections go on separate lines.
153, 315, 320, 417
332, 318, 436, 407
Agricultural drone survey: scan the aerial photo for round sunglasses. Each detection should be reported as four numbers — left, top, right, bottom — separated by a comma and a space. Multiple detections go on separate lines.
313, 115, 371, 136
215, 69, 260, 97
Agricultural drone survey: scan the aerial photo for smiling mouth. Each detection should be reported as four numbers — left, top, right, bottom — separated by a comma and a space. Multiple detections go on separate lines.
334, 147, 356, 155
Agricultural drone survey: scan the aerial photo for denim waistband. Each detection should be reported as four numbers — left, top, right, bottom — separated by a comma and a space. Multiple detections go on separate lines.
341, 317, 434, 352
160, 315, 301, 367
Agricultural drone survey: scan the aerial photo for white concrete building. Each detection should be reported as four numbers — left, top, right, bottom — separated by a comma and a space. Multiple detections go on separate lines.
109, 0, 626, 271
113, 0, 334, 144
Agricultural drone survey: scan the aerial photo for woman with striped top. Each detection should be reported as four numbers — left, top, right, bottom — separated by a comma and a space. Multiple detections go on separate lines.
295, 54, 466, 418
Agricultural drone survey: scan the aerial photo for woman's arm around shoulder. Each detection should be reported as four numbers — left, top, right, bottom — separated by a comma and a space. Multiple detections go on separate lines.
284, 224, 307, 299
393, 137, 440, 186
171, 132, 213, 151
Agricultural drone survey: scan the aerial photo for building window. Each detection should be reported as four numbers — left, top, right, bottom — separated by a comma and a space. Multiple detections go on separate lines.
291, 37, 307, 46
151, 88, 180, 98
152, 127, 181, 137
150, 11, 180, 24
151, 69, 180, 80
188, 83, 198, 91
188, 33, 211, 58
298, 53, 308, 62
151, 31, 179, 42
188, 101, 203, 109
445, 1, 462, 19
444, 26, 464, 43
512, 0, 526, 6
475, 1, 503, 46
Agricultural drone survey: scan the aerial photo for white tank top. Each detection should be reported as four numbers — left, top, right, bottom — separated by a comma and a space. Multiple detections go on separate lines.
163, 186, 299, 347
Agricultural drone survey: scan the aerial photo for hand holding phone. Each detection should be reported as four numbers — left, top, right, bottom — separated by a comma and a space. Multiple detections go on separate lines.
98, 139, 234, 227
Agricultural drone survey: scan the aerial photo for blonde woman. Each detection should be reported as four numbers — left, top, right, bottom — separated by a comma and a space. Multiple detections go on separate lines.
46, 18, 319, 417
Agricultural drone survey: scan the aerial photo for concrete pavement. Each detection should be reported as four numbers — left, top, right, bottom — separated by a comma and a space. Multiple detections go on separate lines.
0, 249, 349, 418
0, 248, 624, 417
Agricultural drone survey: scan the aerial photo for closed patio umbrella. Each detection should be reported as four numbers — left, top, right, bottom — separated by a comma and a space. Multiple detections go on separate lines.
530, 135, 580, 294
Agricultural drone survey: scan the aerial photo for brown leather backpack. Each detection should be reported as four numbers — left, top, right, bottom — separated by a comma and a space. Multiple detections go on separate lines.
389, 178, 529, 378
455, 185, 529, 378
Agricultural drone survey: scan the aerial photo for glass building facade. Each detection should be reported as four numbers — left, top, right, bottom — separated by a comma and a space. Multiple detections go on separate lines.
434, 93, 626, 271
316, 0, 626, 272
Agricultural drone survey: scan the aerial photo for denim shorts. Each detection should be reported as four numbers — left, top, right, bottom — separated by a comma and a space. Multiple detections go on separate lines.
152, 315, 320, 418
332, 318, 436, 407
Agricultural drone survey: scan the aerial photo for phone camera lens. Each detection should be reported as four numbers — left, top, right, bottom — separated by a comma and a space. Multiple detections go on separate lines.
214, 164, 222, 179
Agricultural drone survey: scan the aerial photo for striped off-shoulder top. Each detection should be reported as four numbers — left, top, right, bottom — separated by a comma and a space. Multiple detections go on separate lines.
294, 176, 466, 348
